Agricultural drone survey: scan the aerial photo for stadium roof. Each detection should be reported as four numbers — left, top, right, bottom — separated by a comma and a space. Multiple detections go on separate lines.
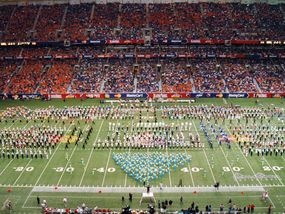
0, 0, 284, 5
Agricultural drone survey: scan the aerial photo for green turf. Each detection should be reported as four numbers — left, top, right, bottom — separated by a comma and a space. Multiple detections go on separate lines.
0, 98, 285, 213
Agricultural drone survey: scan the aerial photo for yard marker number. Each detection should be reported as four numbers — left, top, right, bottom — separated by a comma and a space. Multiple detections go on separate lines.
263, 166, 283, 171
223, 166, 243, 172
92, 167, 116, 173
181, 167, 203, 173
53, 167, 74, 172
14, 167, 34, 172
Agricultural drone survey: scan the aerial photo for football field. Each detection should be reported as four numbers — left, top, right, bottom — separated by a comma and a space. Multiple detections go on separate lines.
0, 98, 285, 213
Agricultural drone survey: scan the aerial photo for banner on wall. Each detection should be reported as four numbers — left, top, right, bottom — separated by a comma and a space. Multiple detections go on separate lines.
1, 39, 285, 48
1, 92, 285, 100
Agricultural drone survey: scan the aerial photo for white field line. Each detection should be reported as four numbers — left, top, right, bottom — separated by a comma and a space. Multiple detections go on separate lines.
0, 120, 25, 176
13, 159, 33, 185
165, 143, 172, 187
204, 118, 240, 185
22, 187, 34, 208
223, 98, 228, 105
219, 145, 240, 186
23, 192, 278, 210
56, 124, 88, 186
22, 206, 274, 210
22, 123, 72, 209
202, 149, 217, 183
0, 159, 14, 176
27, 194, 279, 199
192, 119, 216, 183
268, 195, 276, 208
2, 184, 283, 189
262, 157, 284, 186
159, 107, 172, 187
184, 149, 195, 187
225, 127, 263, 186
124, 113, 133, 187
158, 107, 172, 187
34, 123, 72, 186
124, 146, 131, 187
101, 149, 112, 187
79, 120, 104, 186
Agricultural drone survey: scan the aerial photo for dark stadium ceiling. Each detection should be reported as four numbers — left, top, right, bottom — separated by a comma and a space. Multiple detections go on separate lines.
0, 0, 285, 5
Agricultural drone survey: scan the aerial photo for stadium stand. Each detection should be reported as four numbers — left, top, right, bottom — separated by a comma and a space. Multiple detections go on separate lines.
0, 3, 284, 41
4, 5, 39, 41
34, 4, 66, 41
0, 2, 284, 95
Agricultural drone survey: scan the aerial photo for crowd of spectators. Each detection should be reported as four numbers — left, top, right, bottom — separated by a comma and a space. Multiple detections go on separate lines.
0, 45, 284, 94
175, 3, 203, 40
71, 59, 104, 93
38, 59, 77, 94
2, 45, 285, 59
4, 5, 39, 42
0, 47, 21, 58
192, 59, 225, 92
50, 47, 77, 58
252, 60, 285, 92
0, 3, 284, 41
222, 60, 258, 93
0, 5, 15, 38
1, 57, 285, 94
103, 59, 134, 92
0, 61, 18, 93
89, 3, 119, 40
120, 4, 146, 39
161, 60, 192, 92
6, 60, 45, 94
63, 4, 92, 41
34, 4, 66, 41
149, 4, 176, 39
20, 47, 49, 58
136, 60, 159, 92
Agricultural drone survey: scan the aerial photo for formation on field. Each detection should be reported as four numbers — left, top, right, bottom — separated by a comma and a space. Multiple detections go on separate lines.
0, 101, 285, 212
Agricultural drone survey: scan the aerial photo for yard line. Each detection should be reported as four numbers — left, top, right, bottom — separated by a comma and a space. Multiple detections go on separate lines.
223, 98, 228, 105
0, 121, 31, 180
225, 127, 262, 186
159, 107, 172, 187
219, 145, 240, 186
34, 123, 72, 186
202, 149, 216, 183
198, 118, 240, 186
192, 119, 216, 183
159, 108, 172, 187
22, 188, 34, 208
22, 121, 62, 209
268, 196, 276, 208
165, 145, 172, 187
101, 149, 112, 187
0, 159, 14, 176
124, 115, 134, 187
184, 149, 195, 187
124, 147, 131, 187
22, 206, 272, 210
262, 156, 284, 186
13, 159, 33, 185
79, 120, 104, 186
56, 124, 85, 186
19, 194, 285, 199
